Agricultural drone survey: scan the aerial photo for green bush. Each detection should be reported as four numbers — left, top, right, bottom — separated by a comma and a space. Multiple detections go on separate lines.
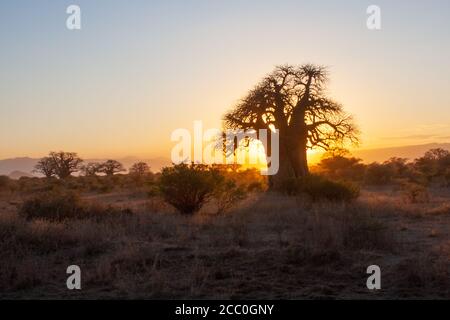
280, 174, 360, 202
159, 163, 218, 214
364, 163, 393, 185
19, 191, 131, 222
19, 191, 82, 221
301, 175, 360, 202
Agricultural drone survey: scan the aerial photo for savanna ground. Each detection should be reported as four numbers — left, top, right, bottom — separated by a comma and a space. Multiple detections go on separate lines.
1, 184, 449, 299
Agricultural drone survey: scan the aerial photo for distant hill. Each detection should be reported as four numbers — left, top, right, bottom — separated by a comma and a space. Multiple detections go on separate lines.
1, 143, 448, 174
0, 156, 171, 176
8, 170, 34, 180
0, 157, 38, 176
307, 143, 450, 164
352, 143, 450, 163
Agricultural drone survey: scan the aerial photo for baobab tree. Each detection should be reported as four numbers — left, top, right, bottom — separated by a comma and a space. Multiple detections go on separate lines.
223, 64, 358, 188
99, 160, 125, 176
80, 162, 102, 177
129, 162, 151, 176
129, 162, 152, 186
48, 151, 83, 179
33, 156, 55, 178
414, 148, 450, 183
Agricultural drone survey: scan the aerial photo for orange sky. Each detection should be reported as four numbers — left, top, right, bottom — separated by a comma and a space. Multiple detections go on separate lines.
1, 1, 449, 160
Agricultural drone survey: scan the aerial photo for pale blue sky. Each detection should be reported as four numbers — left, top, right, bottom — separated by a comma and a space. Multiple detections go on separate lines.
1, 0, 449, 158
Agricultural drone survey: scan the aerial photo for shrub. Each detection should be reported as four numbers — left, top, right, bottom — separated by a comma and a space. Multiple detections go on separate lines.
300, 175, 360, 202
159, 163, 217, 214
280, 174, 359, 202
19, 191, 130, 222
19, 191, 83, 221
64, 176, 85, 190
342, 208, 390, 250
402, 182, 430, 204
0, 175, 11, 191
213, 178, 247, 214
146, 185, 160, 197
278, 177, 300, 196
315, 155, 366, 182
84, 176, 115, 193
364, 162, 393, 185
414, 148, 450, 184
446, 168, 450, 187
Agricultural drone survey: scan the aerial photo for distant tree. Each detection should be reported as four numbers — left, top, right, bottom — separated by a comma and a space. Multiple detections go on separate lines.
383, 157, 410, 178
34, 156, 56, 178
224, 64, 359, 189
48, 151, 83, 179
364, 162, 393, 185
423, 148, 450, 160
322, 147, 351, 158
316, 155, 365, 182
129, 162, 151, 176
99, 160, 125, 176
80, 162, 102, 177
414, 148, 450, 183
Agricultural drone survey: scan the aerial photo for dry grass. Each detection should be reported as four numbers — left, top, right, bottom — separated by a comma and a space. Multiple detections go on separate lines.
0, 187, 449, 299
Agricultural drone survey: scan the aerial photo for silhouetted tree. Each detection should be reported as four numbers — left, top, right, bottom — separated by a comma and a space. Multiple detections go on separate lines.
129, 162, 151, 176
364, 162, 392, 185
224, 64, 358, 188
316, 155, 365, 182
383, 157, 411, 178
80, 162, 102, 177
48, 151, 83, 179
34, 156, 55, 178
362, 158, 414, 186
99, 160, 125, 176
414, 148, 450, 184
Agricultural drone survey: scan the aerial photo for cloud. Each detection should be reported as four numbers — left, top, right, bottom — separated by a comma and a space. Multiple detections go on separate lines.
381, 123, 450, 142
381, 134, 438, 140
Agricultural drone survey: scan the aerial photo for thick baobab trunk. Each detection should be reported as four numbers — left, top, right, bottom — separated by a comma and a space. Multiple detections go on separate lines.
285, 97, 310, 179
285, 122, 310, 178
269, 129, 309, 190
289, 134, 309, 178
268, 139, 295, 190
